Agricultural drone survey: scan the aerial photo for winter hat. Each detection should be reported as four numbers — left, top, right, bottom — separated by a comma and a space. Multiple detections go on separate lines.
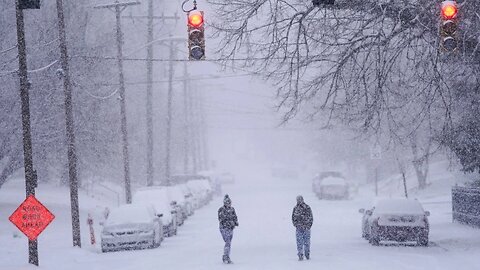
296, 195, 304, 204
224, 194, 232, 205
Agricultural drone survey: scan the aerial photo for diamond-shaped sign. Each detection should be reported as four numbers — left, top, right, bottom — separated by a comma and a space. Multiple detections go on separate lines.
9, 195, 55, 240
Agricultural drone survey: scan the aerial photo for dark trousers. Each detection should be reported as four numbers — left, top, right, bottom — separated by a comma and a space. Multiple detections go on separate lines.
220, 228, 233, 257
296, 228, 311, 256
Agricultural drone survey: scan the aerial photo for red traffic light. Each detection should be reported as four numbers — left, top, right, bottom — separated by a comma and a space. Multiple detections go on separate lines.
441, 1, 458, 20
188, 11, 204, 28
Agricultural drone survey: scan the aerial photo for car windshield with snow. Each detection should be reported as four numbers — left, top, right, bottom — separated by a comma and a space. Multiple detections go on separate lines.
101, 204, 163, 252
360, 199, 430, 246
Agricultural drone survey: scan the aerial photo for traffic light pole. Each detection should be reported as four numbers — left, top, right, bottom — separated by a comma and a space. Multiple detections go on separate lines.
56, 0, 81, 248
15, 0, 38, 265
95, 0, 140, 203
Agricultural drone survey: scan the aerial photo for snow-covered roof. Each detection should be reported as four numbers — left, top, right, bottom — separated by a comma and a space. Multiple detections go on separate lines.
374, 198, 425, 215
321, 176, 347, 186
105, 204, 153, 226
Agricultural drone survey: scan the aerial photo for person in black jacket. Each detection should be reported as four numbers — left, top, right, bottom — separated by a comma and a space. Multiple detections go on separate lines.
218, 194, 238, 264
292, 195, 313, 260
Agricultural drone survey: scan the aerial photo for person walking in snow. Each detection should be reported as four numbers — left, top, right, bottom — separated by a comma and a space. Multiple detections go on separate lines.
218, 194, 239, 264
292, 195, 313, 261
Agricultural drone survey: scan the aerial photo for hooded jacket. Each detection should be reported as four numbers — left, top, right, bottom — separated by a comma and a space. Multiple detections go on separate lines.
292, 202, 313, 229
218, 205, 238, 230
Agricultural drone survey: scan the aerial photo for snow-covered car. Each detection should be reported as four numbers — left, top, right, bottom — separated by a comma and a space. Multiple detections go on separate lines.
166, 185, 189, 224
360, 198, 430, 246
132, 188, 178, 237
101, 204, 163, 252
177, 183, 195, 216
187, 179, 213, 207
198, 170, 222, 195
314, 176, 349, 200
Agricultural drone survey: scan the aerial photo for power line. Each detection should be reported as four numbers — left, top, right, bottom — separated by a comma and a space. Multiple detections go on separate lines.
73, 55, 298, 63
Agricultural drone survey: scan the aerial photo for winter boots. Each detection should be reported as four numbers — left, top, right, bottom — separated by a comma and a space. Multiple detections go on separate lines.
298, 253, 309, 261
222, 255, 232, 264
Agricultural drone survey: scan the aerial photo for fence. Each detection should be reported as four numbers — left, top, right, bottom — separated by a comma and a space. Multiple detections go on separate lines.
452, 186, 480, 227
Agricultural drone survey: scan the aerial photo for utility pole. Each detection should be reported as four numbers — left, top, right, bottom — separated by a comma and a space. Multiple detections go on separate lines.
124, 2, 179, 186
199, 91, 209, 170
165, 40, 175, 185
56, 0, 81, 247
182, 61, 190, 174
143, 2, 179, 186
95, 0, 140, 203
145, 0, 154, 186
15, 0, 38, 265
189, 85, 199, 173
192, 83, 203, 171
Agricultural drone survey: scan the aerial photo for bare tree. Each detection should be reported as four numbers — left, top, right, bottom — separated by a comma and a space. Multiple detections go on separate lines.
209, 0, 479, 186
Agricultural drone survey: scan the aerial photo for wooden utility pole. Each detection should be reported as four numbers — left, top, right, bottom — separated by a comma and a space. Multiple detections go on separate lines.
192, 83, 203, 171
145, 0, 154, 186
182, 61, 190, 173
56, 0, 81, 248
189, 85, 199, 173
95, 0, 140, 203
124, 2, 179, 186
15, 0, 39, 265
165, 40, 175, 184
199, 91, 209, 170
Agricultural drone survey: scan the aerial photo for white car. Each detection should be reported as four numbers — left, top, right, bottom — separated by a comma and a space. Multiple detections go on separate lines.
166, 185, 189, 225
187, 179, 213, 207
177, 183, 195, 216
315, 176, 349, 200
359, 198, 430, 246
101, 204, 163, 252
133, 188, 178, 237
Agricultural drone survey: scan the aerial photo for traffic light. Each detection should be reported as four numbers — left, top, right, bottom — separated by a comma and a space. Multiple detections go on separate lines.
188, 10, 205, 60
19, 0, 40, 9
440, 1, 458, 52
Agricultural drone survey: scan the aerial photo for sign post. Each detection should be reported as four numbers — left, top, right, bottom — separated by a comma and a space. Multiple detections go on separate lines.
370, 145, 382, 196
9, 195, 55, 266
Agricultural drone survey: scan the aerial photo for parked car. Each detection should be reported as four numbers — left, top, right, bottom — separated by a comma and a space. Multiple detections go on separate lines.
133, 188, 178, 237
359, 198, 430, 246
198, 170, 222, 195
166, 185, 189, 225
187, 179, 213, 207
314, 176, 349, 200
177, 183, 195, 216
312, 171, 345, 197
101, 204, 163, 252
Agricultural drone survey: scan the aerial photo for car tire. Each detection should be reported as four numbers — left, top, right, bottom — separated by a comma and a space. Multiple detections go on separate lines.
369, 233, 380, 246
417, 235, 429, 246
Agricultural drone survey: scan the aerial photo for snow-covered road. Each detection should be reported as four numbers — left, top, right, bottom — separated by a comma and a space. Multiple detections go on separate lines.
1, 173, 480, 270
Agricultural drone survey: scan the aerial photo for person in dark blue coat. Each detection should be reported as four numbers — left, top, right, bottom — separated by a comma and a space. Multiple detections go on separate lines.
218, 194, 238, 264
292, 195, 313, 260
